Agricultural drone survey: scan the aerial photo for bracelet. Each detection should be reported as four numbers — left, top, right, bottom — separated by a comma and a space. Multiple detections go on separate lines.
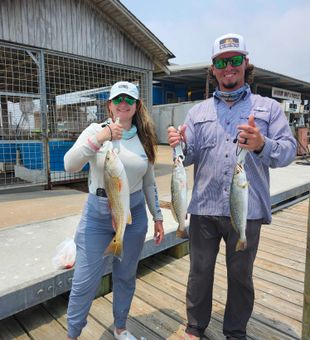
106, 125, 113, 141
254, 142, 265, 154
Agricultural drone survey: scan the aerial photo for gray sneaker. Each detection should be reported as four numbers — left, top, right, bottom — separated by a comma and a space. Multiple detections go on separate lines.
114, 329, 137, 340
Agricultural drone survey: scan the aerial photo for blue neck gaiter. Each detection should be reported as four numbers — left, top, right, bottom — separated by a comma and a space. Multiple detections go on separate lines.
214, 84, 249, 102
122, 124, 137, 140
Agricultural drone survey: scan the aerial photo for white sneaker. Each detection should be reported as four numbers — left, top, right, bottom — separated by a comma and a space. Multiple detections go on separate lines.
114, 329, 138, 340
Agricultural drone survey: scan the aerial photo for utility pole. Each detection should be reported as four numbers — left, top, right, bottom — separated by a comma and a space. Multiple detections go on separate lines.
302, 194, 310, 339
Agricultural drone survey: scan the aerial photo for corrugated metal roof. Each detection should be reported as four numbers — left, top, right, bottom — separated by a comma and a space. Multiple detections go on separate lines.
89, 0, 175, 73
155, 63, 310, 99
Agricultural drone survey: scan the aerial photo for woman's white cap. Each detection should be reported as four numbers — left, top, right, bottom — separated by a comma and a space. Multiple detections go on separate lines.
109, 81, 139, 100
212, 33, 248, 59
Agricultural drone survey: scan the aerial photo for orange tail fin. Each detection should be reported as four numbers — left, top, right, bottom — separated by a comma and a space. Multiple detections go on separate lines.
104, 236, 123, 259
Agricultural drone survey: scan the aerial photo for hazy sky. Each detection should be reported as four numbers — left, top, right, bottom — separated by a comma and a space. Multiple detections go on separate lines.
120, 0, 310, 83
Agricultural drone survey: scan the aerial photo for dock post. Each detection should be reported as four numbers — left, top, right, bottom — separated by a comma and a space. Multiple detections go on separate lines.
302, 194, 310, 339
96, 274, 112, 298
166, 240, 189, 259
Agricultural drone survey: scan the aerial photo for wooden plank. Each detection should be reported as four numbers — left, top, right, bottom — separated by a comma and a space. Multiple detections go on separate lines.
255, 248, 305, 272
106, 291, 183, 339
274, 210, 308, 223
269, 220, 307, 234
90, 296, 160, 340
166, 254, 303, 320
302, 195, 310, 339
152, 254, 302, 338
42, 295, 112, 340
0, 316, 30, 339
257, 236, 305, 263
210, 259, 303, 306
15, 304, 67, 340
271, 214, 308, 230
140, 256, 299, 339
234, 249, 304, 282
261, 225, 307, 244
266, 222, 307, 237
258, 229, 306, 248
0, 199, 306, 340
135, 266, 225, 340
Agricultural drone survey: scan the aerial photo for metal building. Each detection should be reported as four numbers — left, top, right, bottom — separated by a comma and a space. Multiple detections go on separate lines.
0, 0, 174, 190
152, 63, 310, 154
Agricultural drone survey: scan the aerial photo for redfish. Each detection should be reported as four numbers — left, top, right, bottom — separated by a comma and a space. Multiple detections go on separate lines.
103, 148, 131, 259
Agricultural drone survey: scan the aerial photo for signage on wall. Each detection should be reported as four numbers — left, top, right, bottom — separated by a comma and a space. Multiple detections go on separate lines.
272, 87, 301, 101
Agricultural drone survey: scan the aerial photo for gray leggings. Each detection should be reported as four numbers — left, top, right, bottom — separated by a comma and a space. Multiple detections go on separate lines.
67, 191, 147, 339
185, 215, 262, 339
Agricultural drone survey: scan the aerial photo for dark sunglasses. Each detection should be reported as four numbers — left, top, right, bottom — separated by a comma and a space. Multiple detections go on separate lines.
213, 55, 244, 69
112, 95, 136, 106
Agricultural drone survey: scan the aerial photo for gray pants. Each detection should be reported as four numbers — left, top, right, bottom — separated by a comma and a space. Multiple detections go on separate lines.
185, 215, 262, 339
67, 191, 147, 339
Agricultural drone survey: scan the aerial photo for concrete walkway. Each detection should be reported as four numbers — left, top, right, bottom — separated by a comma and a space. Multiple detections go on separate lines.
0, 146, 309, 320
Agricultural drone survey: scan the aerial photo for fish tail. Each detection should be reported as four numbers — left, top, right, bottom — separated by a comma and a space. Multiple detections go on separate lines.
176, 227, 189, 239
235, 239, 247, 251
103, 236, 123, 260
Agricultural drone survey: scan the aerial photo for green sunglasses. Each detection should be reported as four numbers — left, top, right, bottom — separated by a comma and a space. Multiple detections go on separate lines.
213, 55, 244, 69
112, 95, 136, 106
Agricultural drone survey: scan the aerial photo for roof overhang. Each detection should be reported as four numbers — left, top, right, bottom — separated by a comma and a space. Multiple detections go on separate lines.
88, 0, 175, 74
154, 63, 310, 99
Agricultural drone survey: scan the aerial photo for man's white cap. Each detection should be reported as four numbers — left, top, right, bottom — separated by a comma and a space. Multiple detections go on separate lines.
109, 81, 139, 100
212, 33, 248, 59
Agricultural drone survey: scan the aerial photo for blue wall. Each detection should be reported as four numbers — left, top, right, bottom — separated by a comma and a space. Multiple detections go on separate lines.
152, 82, 205, 104
0, 141, 89, 171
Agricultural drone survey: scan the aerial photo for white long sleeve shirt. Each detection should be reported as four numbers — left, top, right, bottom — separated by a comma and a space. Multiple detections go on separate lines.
64, 123, 163, 221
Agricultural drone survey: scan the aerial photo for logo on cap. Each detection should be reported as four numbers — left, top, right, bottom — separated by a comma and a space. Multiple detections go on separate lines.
118, 84, 128, 89
219, 37, 240, 50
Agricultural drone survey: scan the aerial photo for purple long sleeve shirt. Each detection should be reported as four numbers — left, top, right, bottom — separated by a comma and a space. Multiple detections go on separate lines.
183, 87, 297, 224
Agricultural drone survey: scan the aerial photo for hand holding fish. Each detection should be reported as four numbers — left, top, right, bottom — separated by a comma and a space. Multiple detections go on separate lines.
167, 124, 187, 148
237, 114, 265, 152
153, 220, 164, 245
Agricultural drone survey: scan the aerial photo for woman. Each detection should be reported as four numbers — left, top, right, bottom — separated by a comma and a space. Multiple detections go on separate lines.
64, 81, 164, 340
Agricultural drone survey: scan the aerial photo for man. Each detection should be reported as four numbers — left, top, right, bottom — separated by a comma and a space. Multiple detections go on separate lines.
167, 33, 297, 339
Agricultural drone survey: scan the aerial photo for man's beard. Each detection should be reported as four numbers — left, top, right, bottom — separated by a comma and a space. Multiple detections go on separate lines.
222, 82, 237, 90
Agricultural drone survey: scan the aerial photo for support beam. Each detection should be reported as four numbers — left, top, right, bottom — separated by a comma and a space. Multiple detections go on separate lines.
166, 240, 189, 259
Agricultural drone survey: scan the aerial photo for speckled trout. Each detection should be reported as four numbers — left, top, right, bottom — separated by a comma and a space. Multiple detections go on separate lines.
171, 143, 188, 239
230, 149, 248, 251
103, 148, 131, 259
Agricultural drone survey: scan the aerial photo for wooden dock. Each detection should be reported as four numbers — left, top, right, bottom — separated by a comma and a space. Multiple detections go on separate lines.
0, 198, 308, 340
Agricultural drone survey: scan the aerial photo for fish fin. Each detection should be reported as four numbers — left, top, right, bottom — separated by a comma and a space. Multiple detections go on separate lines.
104, 236, 123, 259
117, 178, 122, 192
230, 216, 239, 234
111, 214, 117, 231
127, 212, 132, 225
170, 203, 178, 222
176, 227, 189, 239
235, 239, 247, 251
